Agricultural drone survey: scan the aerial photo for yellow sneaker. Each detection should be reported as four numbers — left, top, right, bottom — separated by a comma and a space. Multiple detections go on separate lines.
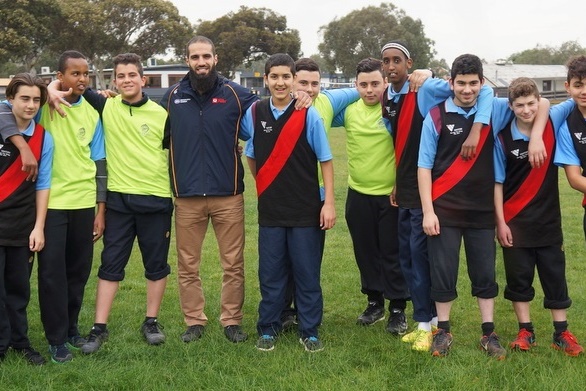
401, 329, 419, 343
412, 330, 433, 352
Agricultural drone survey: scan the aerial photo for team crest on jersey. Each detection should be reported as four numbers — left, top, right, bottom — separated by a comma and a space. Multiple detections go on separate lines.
140, 124, 150, 136
510, 148, 528, 160
77, 127, 86, 141
574, 132, 586, 144
386, 107, 397, 117
261, 121, 272, 133
446, 124, 463, 136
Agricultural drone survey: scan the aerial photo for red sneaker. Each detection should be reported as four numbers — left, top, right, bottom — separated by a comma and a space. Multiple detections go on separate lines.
510, 328, 536, 351
552, 330, 584, 357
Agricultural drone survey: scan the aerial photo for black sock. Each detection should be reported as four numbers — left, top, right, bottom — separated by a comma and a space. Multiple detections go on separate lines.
553, 320, 568, 337
519, 322, 534, 333
481, 322, 495, 336
389, 299, 407, 312
93, 323, 107, 332
437, 321, 451, 333
145, 317, 157, 323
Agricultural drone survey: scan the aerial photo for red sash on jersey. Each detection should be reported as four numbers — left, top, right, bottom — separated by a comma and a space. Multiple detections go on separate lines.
432, 123, 492, 201
503, 121, 555, 222
256, 108, 306, 196
394, 91, 416, 168
0, 124, 44, 203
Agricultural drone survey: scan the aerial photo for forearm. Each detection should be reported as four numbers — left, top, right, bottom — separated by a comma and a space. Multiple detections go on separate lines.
95, 159, 107, 203
34, 189, 50, 230
494, 183, 506, 225
417, 168, 434, 215
320, 160, 335, 206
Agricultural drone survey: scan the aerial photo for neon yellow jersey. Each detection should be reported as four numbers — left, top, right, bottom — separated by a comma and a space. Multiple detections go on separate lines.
102, 96, 171, 198
343, 100, 395, 195
38, 99, 101, 209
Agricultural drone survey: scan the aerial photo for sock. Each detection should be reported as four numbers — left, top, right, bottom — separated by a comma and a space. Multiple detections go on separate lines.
481, 322, 495, 336
437, 321, 450, 333
431, 316, 438, 327
389, 299, 407, 311
519, 322, 534, 333
93, 323, 107, 332
418, 321, 432, 332
553, 320, 568, 337
145, 316, 157, 323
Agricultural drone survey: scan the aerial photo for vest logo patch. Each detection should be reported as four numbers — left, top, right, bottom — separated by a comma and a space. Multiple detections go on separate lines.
510, 148, 528, 159
0, 144, 9, 157
212, 97, 226, 104
447, 124, 463, 136
140, 124, 150, 136
261, 121, 272, 133
174, 98, 190, 104
574, 132, 586, 144
77, 127, 86, 141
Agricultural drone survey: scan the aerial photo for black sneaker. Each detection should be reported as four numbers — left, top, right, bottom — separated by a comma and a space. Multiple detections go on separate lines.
357, 301, 385, 326
48, 344, 73, 363
224, 325, 248, 343
141, 319, 166, 345
480, 332, 507, 360
13, 346, 46, 366
386, 308, 408, 335
281, 314, 298, 332
181, 325, 205, 343
67, 335, 87, 350
81, 327, 109, 354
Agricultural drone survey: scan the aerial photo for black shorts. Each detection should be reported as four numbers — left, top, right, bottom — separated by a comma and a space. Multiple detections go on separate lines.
98, 192, 173, 281
502, 245, 571, 309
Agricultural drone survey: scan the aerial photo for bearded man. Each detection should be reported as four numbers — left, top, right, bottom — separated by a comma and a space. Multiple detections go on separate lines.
161, 36, 258, 344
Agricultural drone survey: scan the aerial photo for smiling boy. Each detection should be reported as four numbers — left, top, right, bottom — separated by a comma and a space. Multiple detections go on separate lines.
418, 54, 505, 359
242, 53, 335, 352
62, 53, 174, 354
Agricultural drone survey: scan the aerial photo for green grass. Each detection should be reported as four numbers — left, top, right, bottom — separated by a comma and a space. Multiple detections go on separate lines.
2, 128, 586, 390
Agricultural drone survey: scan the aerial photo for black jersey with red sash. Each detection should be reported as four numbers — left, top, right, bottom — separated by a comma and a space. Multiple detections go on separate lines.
430, 102, 494, 228
0, 124, 45, 246
382, 90, 424, 208
252, 99, 320, 227
499, 119, 561, 247
566, 106, 586, 207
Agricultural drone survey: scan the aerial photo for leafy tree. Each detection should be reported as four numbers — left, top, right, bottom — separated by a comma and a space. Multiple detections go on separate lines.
508, 40, 586, 65
318, 2, 435, 76
0, 0, 62, 73
428, 58, 450, 80
196, 6, 301, 79
53, 0, 193, 88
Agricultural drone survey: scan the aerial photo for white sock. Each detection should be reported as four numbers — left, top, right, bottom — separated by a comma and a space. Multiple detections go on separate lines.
431, 316, 438, 327
418, 322, 432, 332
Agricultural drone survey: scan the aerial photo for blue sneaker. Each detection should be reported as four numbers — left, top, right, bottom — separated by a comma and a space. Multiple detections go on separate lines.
299, 336, 324, 352
256, 335, 276, 351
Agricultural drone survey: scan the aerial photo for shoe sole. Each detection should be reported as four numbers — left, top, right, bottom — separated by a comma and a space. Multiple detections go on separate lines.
50, 356, 73, 364
480, 345, 506, 360
510, 342, 535, 351
387, 327, 408, 335
552, 343, 584, 357
299, 338, 324, 353
256, 345, 274, 352
356, 316, 385, 326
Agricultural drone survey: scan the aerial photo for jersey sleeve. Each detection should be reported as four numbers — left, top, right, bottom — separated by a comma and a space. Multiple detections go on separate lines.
89, 119, 106, 161
554, 121, 581, 167
36, 131, 54, 190
0, 101, 20, 141
306, 106, 332, 162
242, 106, 255, 158
491, 98, 513, 134
418, 112, 440, 169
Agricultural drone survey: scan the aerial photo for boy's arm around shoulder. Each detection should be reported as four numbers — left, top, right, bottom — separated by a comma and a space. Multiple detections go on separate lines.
460, 84, 494, 160
0, 102, 38, 181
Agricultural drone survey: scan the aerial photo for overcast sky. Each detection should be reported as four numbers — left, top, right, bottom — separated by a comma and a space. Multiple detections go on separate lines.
170, 0, 583, 65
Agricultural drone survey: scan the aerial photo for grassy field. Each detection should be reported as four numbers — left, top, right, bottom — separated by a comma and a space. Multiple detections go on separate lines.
2, 128, 586, 390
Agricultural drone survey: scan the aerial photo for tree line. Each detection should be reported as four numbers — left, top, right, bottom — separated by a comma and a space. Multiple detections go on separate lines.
1, 1, 585, 85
